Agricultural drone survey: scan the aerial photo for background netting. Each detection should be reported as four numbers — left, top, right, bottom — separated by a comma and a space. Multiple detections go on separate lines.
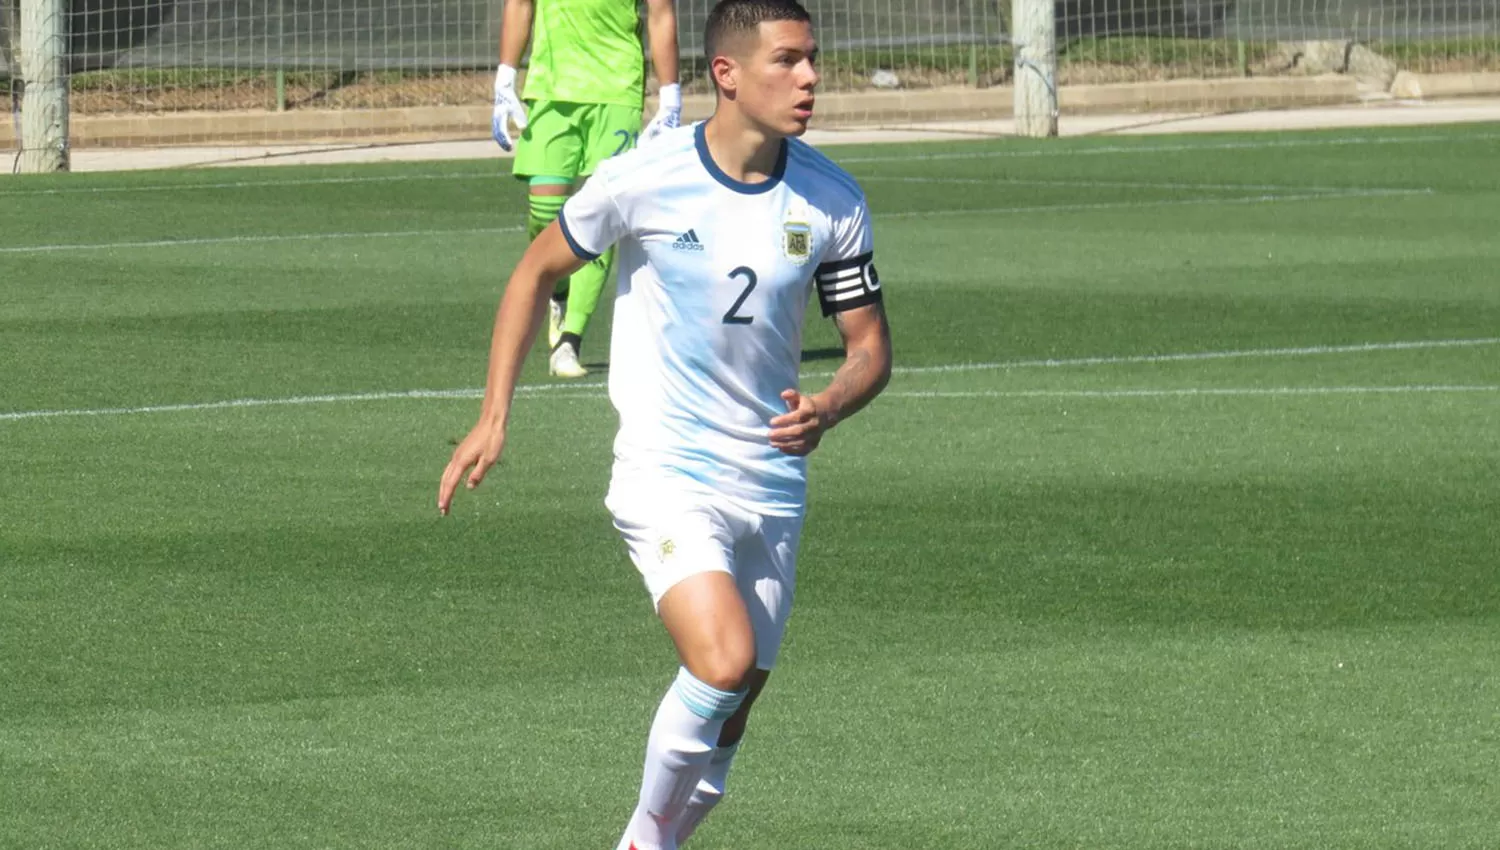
2, 0, 1496, 149
2, 1, 1491, 70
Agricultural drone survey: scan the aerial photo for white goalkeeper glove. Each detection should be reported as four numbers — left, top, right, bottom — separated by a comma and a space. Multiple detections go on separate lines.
491, 64, 528, 151
641, 83, 682, 143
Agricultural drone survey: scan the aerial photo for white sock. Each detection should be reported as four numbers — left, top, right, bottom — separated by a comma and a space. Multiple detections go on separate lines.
617, 668, 746, 850
674, 740, 741, 845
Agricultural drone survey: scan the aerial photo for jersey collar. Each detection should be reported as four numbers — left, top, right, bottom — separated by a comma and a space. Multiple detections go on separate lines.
695, 121, 787, 196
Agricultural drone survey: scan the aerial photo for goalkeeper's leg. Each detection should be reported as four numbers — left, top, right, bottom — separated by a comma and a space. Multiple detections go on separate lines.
558, 246, 612, 355
561, 102, 641, 364
527, 177, 572, 350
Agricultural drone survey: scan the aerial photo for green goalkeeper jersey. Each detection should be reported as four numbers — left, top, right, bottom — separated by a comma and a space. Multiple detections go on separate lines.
523, 0, 646, 110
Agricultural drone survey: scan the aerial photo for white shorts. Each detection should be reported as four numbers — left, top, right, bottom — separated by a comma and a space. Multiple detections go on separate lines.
606, 478, 803, 669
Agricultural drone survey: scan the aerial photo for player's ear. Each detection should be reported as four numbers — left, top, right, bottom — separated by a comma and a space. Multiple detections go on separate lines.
710, 54, 739, 98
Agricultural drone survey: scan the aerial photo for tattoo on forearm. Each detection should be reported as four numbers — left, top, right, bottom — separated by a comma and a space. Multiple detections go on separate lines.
827, 305, 891, 422
827, 347, 872, 408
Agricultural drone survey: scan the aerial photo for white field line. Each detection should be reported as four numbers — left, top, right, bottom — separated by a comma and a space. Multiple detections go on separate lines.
0, 383, 581, 422
0, 187, 1430, 255
869, 337, 1500, 377
893, 386, 1500, 399
7, 383, 1495, 423
0, 171, 1378, 198
880, 187, 1433, 219
857, 176, 1365, 193
0, 226, 526, 255
4, 337, 1496, 423
0, 172, 502, 197
835, 131, 1500, 164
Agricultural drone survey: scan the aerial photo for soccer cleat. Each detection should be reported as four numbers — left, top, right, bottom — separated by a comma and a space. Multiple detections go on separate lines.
549, 340, 588, 378
547, 298, 566, 349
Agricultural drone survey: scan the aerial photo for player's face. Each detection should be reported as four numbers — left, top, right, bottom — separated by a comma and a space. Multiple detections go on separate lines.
739, 20, 820, 136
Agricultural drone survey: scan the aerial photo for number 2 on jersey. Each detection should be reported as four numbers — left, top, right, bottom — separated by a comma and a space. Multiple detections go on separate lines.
723, 266, 757, 325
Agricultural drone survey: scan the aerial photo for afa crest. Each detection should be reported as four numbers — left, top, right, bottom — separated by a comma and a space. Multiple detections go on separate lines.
782, 221, 812, 265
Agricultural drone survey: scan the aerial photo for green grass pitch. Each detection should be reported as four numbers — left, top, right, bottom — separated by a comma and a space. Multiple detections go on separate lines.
2, 122, 1498, 849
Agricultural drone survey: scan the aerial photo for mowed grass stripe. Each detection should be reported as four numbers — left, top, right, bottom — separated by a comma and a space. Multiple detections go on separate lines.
0, 188, 1437, 255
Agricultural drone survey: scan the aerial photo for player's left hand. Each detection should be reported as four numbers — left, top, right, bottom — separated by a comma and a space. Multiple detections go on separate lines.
641, 83, 682, 143
770, 389, 833, 456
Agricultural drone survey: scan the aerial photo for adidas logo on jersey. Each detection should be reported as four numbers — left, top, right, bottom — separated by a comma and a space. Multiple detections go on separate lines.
672, 229, 706, 252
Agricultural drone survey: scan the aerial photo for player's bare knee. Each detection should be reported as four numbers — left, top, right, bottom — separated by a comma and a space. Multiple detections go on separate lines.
694, 644, 756, 692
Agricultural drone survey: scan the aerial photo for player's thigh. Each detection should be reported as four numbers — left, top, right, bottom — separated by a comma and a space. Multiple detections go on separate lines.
658, 572, 757, 690
579, 103, 646, 175
512, 99, 587, 181
733, 512, 803, 671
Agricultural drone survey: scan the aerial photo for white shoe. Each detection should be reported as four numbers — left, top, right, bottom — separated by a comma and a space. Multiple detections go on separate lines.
547, 298, 566, 349
549, 341, 588, 378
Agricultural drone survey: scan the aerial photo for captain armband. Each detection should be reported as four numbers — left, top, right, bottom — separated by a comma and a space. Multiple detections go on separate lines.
814, 252, 881, 317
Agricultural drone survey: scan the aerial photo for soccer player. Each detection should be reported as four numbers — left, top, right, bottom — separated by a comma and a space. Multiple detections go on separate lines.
441, 2, 891, 847
491, 0, 682, 378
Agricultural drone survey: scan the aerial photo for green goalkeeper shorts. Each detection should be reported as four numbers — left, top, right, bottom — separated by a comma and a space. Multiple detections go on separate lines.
512, 100, 644, 181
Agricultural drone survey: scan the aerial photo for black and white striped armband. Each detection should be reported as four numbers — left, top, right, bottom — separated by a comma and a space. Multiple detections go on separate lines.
814, 252, 882, 317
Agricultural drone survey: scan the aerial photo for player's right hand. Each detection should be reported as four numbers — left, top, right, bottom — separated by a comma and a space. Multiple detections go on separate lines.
438, 420, 508, 515
492, 64, 528, 152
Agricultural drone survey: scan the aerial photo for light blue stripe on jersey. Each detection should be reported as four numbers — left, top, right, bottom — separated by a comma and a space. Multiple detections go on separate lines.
786, 137, 864, 199
672, 667, 748, 721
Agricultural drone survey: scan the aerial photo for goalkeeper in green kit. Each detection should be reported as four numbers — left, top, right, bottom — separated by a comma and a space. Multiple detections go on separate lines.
492, 0, 682, 378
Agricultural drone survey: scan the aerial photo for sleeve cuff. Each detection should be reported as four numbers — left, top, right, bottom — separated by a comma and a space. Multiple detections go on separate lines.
557, 209, 601, 261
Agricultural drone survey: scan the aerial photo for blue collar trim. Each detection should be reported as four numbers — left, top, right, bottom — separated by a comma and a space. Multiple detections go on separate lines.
695, 122, 786, 195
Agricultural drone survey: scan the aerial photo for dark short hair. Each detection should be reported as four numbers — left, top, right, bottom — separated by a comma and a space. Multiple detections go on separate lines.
703, 0, 813, 64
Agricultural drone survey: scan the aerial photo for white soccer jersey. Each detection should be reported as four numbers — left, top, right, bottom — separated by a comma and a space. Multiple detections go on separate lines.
558, 122, 881, 516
